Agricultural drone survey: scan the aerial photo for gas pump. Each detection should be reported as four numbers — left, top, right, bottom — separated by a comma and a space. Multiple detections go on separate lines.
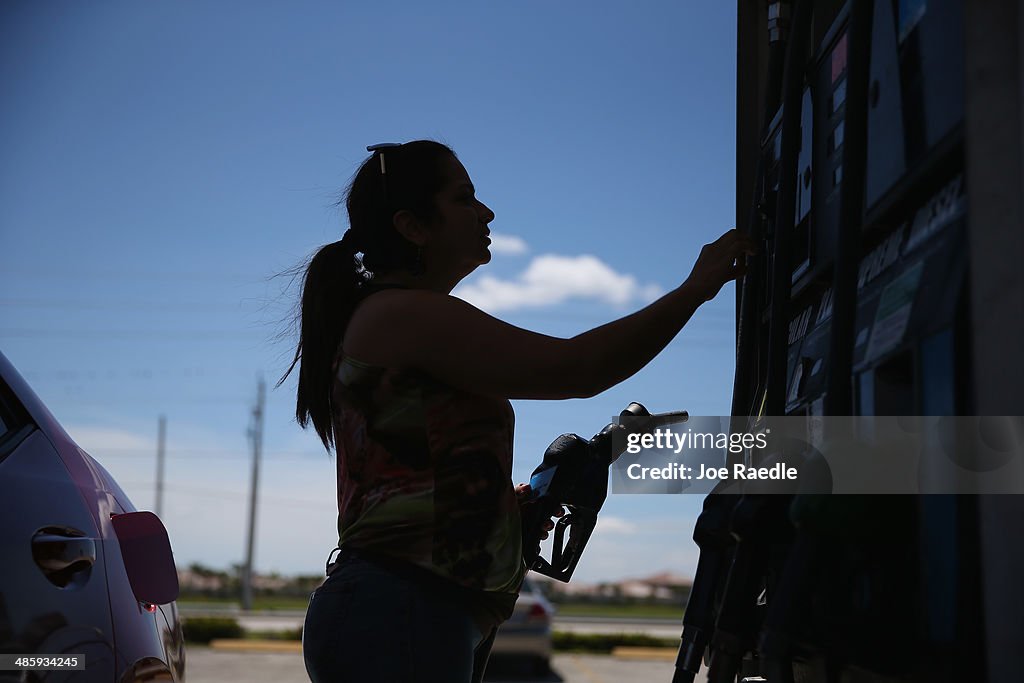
672, 0, 1001, 680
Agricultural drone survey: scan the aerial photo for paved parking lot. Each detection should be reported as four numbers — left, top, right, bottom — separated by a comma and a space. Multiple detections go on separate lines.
185, 646, 706, 683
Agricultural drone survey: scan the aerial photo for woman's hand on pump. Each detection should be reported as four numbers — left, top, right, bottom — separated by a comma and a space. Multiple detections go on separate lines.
684, 228, 759, 302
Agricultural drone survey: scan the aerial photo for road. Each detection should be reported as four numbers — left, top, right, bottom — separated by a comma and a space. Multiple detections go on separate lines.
180, 605, 698, 681
180, 605, 685, 638
185, 646, 707, 683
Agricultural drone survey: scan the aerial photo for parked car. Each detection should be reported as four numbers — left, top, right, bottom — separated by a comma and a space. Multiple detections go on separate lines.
490, 575, 554, 675
0, 350, 185, 681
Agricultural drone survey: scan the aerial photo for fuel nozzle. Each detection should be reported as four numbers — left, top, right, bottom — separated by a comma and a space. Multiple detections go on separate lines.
522, 403, 687, 582
672, 484, 740, 683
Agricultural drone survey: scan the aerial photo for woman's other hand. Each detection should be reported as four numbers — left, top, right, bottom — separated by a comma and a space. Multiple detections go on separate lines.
515, 483, 565, 540
685, 228, 759, 302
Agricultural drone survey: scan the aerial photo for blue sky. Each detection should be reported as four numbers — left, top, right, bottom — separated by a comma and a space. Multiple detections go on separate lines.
0, 1, 738, 582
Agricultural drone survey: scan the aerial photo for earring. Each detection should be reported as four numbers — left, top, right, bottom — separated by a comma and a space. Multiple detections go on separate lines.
412, 246, 424, 276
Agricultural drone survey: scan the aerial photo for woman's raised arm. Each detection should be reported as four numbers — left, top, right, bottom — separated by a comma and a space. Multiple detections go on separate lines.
344, 228, 756, 400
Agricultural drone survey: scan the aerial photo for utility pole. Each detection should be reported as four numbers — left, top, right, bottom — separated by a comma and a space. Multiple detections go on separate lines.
241, 378, 265, 611
155, 415, 166, 518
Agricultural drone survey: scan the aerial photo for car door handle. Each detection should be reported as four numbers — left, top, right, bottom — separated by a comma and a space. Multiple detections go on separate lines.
32, 527, 97, 588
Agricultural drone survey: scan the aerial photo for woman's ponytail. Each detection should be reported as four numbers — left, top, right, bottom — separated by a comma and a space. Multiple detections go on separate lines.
281, 230, 364, 450
284, 140, 456, 451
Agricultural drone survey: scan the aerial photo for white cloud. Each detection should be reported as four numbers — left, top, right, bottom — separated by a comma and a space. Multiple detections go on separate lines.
66, 425, 154, 451
570, 529, 701, 583
488, 233, 529, 255
455, 253, 664, 312
594, 515, 638, 534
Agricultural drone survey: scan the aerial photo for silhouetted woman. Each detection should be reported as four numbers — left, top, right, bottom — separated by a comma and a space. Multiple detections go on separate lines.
284, 140, 754, 682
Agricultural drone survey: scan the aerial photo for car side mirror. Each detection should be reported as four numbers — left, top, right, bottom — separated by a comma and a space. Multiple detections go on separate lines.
111, 511, 179, 605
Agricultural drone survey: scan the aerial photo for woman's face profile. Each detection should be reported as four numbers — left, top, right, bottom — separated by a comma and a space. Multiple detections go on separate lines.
424, 156, 496, 282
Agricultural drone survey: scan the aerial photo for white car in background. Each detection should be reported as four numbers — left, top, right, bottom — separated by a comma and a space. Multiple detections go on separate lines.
491, 575, 554, 675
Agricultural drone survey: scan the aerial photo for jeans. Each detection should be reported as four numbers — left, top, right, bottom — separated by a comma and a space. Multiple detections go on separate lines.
302, 552, 497, 682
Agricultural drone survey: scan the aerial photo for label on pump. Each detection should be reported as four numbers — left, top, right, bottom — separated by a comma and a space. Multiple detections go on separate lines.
865, 261, 924, 361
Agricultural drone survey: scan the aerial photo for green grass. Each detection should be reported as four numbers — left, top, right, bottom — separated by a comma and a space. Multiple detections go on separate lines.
182, 617, 243, 643
552, 602, 684, 620
552, 631, 678, 652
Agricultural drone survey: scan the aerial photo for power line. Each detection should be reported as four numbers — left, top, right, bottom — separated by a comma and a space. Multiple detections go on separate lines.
0, 267, 265, 283
0, 297, 267, 313
0, 328, 267, 341
90, 447, 323, 459
35, 395, 254, 405
20, 367, 258, 380
1, 329, 735, 346
122, 482, 334, 511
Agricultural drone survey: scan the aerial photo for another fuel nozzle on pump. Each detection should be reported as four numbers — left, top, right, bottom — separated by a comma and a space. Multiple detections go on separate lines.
672, 484, 740, 683
521, 402, 688, 582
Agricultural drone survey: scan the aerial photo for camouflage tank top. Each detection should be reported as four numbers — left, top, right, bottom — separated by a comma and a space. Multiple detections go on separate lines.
330, 350, 526, 610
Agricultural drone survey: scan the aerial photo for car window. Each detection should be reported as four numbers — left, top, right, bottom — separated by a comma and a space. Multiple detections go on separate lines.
0, 378, 34, 463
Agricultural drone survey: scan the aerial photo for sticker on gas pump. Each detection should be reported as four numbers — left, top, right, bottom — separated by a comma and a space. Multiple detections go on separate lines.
864, 261, 923, 362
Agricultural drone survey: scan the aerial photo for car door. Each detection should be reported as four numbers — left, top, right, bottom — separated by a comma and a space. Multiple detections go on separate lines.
0, 377, 117, 680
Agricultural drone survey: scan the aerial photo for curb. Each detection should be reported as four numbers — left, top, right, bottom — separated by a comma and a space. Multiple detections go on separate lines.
610, 646, 677, 661
209, 639, 302, 653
